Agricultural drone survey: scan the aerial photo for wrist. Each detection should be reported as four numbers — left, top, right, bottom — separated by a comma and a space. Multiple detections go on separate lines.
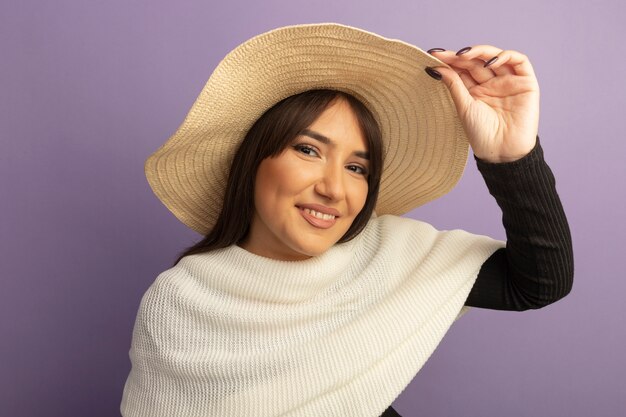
474, 136, 540, 165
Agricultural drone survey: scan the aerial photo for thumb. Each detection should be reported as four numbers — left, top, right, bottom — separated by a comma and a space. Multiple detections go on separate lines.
430, 66, 473, 118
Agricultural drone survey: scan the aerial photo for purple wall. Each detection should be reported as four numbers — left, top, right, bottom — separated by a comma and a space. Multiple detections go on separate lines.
1, 0, 624, 416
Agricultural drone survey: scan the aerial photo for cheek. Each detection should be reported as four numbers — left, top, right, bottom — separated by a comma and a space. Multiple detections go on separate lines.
265, 154, 318, 188
254, 157, 310, 209
253, 166, 280, 214
254, 164, 273, 200
349, 182, 369, 215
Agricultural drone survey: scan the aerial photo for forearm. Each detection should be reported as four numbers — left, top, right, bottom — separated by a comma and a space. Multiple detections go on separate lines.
464, 136, 574, 311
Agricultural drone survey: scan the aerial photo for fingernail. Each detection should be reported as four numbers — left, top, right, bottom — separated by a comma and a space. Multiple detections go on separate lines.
456, 46, 472, 56
427, 48, 446, 55
425, 67, 442, 80
484, 56, 498, 67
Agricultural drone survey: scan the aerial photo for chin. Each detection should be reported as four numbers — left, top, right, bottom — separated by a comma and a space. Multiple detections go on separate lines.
291, 241, 335, 258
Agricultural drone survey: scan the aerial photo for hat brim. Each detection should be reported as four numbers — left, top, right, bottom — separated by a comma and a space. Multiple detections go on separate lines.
145, 23, 469, 235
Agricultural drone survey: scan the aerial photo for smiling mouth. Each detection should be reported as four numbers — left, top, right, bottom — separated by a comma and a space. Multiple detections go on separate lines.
297, 206, 338, 229
302, 207, 336, 220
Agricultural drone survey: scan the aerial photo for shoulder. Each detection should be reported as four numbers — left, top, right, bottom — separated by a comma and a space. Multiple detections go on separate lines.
361, 214, 446, 250
134, 258, 207, 323
359, 214, 504, 263
137, 246, 247, 316
135, 267, 182, 315
364, 213, 437, 235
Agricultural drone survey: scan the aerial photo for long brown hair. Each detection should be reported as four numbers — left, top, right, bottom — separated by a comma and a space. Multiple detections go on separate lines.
172, 89, 383, 266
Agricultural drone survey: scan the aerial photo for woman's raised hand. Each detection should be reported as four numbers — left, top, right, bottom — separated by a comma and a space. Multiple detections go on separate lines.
426, 46, 540, 163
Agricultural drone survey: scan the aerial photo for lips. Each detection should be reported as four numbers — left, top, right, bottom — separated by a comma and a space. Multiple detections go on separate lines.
297, 204, 339, 229
302, 207, 336, 220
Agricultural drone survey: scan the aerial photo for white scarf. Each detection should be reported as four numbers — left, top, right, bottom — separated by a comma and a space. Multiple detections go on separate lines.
121, 215, 504, 416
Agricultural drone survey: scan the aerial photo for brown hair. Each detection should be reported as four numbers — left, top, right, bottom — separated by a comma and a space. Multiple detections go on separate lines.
171, 89, 383, 266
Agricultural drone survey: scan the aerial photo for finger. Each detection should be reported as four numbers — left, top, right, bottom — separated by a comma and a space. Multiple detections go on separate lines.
454, 45, 509, 76
450, 56, 497, 84
458, 70, 478, 90
428, 49, 496, 84
488, 50, 536, 78
446, 65, 478, 90
431, 66, 473, 117
428, 49, 479, 86
456, 45, 533, 77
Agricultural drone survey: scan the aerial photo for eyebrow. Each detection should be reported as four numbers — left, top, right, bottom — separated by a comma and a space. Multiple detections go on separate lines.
300, 129, 370, 160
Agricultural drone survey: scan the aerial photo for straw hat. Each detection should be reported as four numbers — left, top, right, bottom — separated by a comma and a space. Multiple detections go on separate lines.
144, 23, 469, 235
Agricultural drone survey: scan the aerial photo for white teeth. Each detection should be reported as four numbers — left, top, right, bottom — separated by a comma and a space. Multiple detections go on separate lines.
303, 208, 335, 220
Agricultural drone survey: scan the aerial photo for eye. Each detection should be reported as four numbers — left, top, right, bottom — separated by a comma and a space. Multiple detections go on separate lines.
293, 144, 319, 157
347, 165, 369, 176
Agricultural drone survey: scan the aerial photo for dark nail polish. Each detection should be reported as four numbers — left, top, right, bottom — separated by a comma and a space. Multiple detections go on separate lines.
425, 67, 442, 80
456, 46, 472, 56
484, 56, 498, 67
427, 48, 446, 54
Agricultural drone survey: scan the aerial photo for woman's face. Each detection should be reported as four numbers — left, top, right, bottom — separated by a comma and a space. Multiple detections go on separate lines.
240, 98, 370, 261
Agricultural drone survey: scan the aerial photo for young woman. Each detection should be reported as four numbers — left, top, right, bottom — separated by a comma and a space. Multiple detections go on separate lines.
121, 24, 573, 417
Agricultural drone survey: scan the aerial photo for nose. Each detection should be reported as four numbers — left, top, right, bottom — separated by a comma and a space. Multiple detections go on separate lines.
314, 162, 346, 202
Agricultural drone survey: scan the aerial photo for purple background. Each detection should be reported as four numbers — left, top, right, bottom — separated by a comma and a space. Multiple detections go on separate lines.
2, 0, 624, 416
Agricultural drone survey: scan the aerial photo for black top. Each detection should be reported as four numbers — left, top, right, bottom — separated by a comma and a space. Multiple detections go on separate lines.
382, 136, 574, 416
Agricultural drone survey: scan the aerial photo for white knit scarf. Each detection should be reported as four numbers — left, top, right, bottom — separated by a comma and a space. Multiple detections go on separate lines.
121, 215, 504, 416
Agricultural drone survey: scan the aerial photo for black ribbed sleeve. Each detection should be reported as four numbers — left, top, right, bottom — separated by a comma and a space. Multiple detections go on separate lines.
464, 136, 574, 310
382, 136, 574, 417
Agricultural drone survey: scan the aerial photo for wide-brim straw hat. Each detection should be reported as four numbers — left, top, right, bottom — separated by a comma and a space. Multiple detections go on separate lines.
145, 23, 469, 235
